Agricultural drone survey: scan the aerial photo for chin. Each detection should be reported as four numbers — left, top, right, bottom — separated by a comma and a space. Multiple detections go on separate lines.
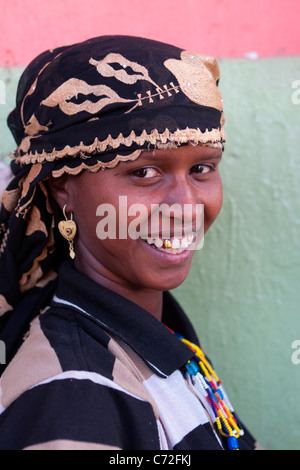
147, 268, 191, 292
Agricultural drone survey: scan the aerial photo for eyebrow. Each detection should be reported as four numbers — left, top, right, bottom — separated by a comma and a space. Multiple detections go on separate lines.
142, 148, 222, 160
139, 153, 223, 166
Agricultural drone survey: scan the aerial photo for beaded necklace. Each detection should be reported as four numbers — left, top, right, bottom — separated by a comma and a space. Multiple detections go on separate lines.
170, 329, 244, 450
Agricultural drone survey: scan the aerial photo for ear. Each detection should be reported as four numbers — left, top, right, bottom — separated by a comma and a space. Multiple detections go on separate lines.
48, 175, 72, 211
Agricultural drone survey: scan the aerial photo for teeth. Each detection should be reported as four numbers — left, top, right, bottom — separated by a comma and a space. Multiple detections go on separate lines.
171, 238, 180, 249
144, 234, 195, 254
163, 240, 172, 249
181, 238, 189, 249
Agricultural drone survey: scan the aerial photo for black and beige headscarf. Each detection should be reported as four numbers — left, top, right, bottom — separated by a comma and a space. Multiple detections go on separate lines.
0, 35, 225, 369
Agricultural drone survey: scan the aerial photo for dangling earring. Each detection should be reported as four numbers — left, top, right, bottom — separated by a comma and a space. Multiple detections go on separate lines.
58, 204, 77, 259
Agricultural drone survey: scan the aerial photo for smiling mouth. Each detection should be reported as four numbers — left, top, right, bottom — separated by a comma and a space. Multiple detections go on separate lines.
142, 233, 196, 254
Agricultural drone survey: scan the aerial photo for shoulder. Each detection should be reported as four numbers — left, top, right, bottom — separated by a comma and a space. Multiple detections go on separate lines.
0, 307, 160, 450
0, 312, 63, 411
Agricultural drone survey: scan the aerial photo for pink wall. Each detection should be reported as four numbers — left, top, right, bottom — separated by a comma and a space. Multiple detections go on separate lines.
1, 0, 300, 66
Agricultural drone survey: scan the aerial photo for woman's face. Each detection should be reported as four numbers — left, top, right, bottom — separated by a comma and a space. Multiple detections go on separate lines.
64, 145, 223, 293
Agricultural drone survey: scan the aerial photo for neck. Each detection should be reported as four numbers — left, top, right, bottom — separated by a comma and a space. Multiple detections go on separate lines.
74, 252, 163, 321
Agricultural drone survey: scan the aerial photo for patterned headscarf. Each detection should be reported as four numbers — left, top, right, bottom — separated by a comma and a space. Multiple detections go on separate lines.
0, 35, 225, 368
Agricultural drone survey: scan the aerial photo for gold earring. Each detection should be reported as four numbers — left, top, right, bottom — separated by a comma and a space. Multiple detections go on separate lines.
58, 204, 77, 259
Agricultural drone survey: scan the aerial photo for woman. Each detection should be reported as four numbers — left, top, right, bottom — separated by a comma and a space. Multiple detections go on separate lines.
0, 35, 258, 450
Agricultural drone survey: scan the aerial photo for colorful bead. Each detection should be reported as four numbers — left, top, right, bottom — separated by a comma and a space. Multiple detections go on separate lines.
186, 360, 199, 376
227, 436, 239, 450
174, 333, 244, 451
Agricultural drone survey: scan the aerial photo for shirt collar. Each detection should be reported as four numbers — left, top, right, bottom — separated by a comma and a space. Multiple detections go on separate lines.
52, 261, 196, 378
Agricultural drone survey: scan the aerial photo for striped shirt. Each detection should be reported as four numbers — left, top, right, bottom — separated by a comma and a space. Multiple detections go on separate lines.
0, 261, 257, 450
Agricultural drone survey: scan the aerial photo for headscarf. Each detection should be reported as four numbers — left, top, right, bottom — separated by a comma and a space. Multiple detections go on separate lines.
0, 35, 225, 370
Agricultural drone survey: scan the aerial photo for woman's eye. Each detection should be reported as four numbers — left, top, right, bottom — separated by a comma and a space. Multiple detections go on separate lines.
131, 167, 160, 178
190, 164, 213, 175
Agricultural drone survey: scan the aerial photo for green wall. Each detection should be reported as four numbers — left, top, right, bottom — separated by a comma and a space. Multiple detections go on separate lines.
1, 57, 300, 450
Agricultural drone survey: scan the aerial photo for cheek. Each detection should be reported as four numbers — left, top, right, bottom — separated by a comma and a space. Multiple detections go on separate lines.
70, 177, 120, 242
73, 196, 98, 240
203, 178, 223, 231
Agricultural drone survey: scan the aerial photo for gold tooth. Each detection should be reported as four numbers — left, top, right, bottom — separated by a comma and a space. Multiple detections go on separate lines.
163, 240, 172, 249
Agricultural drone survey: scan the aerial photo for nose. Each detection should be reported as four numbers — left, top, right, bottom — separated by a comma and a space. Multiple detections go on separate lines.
166, 173, 202, 214
159, 175, 204, 236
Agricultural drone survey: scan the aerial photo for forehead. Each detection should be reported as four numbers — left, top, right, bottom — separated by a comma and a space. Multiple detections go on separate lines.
131, 145, 222, 165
